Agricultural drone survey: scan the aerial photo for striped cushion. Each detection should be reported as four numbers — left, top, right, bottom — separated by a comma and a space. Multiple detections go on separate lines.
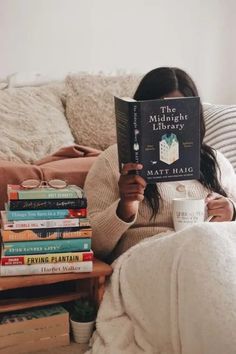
204, 103, 236, 171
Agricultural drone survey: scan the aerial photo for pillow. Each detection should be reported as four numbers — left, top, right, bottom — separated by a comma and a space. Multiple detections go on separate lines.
65, 72, 142, 150
0, 145, 100, 210
204, 103, 236, 171
0, 85, 74, 164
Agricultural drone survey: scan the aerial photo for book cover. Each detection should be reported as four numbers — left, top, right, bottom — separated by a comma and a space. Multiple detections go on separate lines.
1, 227, 92, 242
0, 261, 93, 276
7, 184, 85, 200
115, 96, 200, 183
1, 238, 92, 256
1, 250, 94, 266
1, 211, 90, 230
8, 198, 87, 210
6, 205, 87, 220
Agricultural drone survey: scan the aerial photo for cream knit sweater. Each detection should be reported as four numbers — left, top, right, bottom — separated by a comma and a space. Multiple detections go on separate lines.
84, 144, 236, 261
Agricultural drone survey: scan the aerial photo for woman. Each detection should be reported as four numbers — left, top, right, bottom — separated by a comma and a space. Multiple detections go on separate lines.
84, 67, 236, 354
85, 67, 236, 263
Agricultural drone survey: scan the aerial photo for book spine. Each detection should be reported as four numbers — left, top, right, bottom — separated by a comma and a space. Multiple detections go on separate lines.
2, 238, 92, 256
130, 101, 141, 165
2, 216, 90, 230
6, 207, 87, 220
1, 251, 94, 265
9, 189, 81, 200
8, 198, 87, 211
1, 227, 92, 242
0, 261, 93, 276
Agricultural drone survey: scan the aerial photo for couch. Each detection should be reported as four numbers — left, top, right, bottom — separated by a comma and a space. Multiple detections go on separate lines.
0, 72, 235, 210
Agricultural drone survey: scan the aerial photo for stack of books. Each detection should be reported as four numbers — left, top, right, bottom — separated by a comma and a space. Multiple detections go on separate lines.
0, 304, 69, 353
0, 184, 94, 276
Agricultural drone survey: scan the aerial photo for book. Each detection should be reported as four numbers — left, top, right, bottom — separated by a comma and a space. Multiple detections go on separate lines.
1, 238, 92, 256
0, 305, 69, 352
1, 211, 90, 230
5, 205, 87, 220
114, 96, 200, 183
0, 261, 93, 276
1, 227, 92, 242
8, 197, 87, 210
7, 184, 85, 200
0, 250, 94, 265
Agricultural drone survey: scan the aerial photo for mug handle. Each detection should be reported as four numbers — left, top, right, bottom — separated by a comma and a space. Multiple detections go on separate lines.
205, 215, 214, 222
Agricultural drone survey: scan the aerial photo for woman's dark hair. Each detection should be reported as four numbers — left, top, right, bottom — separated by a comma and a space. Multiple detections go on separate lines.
133, 67, 227, 218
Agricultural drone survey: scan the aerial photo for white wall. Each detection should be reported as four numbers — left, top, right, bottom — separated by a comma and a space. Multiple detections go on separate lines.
0, 0, 235, 104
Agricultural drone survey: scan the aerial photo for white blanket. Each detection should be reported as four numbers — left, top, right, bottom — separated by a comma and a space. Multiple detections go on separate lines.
86, 222, 236, 354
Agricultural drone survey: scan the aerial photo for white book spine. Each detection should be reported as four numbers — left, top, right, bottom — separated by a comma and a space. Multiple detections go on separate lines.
0, 261, 93, 276
1, 211, 90, 230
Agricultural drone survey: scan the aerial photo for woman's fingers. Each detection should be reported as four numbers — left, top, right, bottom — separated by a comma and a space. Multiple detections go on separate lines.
207, 195, 234, 221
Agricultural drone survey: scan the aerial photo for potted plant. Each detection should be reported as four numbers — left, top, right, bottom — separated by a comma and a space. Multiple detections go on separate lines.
70, 298, 97, 344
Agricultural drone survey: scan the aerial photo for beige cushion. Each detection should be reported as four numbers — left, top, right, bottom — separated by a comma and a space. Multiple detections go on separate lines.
65, 73, 142, 150
0, 84, 74, 163
204, 103, 236, 172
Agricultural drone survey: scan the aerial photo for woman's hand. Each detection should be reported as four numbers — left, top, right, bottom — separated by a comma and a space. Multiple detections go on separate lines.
116, 163, 147, 222
205, 193, 235, 222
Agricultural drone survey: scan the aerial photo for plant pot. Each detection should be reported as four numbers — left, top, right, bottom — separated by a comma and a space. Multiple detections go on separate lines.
70, 318, 95, 344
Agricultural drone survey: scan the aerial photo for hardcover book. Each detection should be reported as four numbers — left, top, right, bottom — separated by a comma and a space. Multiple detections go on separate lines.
1, 250, 94, 266
1, 238, 92, 256
1, 227, 92, 242
1, 211, 90, 230
114, 96, 200, 183
8, 198, 87, 210
7, 184, 85, 200
0, 261, 93, 276
5, 205, 87, 220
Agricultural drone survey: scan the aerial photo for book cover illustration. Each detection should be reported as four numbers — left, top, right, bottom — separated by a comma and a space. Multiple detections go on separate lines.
7, 184, 85, 200
115, 96, 200, 183
0, 305, 67, 325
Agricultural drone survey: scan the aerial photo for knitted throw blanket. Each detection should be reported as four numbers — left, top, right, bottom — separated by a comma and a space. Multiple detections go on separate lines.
86, 222, 236, 354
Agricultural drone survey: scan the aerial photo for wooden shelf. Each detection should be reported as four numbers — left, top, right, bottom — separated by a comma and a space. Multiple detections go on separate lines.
0, 291, 89, 313
0, 258, 112, 314
0, 258, 112, 291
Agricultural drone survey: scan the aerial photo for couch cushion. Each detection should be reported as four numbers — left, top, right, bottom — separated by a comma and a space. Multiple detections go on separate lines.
0, 84, 74, 164
0, 145, 100, 210
65, 73, 142, 150
204, 103, 236, 171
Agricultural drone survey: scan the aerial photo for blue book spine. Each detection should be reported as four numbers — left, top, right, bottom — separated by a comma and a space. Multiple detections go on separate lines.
6, 207, 76, 221
2, 238, 91, 256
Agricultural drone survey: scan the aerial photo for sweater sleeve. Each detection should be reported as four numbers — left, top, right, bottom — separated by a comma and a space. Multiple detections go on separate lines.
216, 150, 236, 203
84, 148, 137, 258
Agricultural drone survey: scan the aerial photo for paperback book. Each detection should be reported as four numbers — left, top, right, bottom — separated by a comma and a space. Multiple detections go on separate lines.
1, 227, 92, 242
1, 238, 92, 256
1, 211, 90, 230
0, 261, 93, 276
8, 198, 87, 210
5, 205, 87, 220
114, 96, 200, 183
1, 250, 94, 266
7, 184, 85, 200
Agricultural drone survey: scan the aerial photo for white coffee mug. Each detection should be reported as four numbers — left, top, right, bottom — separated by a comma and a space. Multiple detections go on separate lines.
172, 198, 210, 232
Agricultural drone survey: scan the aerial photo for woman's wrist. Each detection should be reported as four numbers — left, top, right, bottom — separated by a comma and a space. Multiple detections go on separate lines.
116, 200, 138, 223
